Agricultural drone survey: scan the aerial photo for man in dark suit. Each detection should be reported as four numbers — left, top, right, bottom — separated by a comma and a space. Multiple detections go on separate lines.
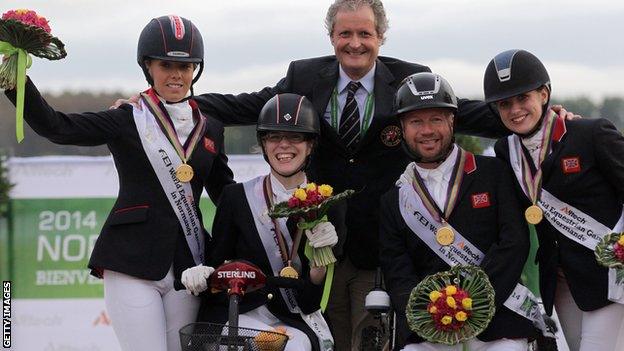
379, 72, 535, 350
192, 1, 508, 348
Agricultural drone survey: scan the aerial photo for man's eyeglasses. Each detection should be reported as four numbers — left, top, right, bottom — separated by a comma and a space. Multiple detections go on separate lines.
262, 132, 307, 143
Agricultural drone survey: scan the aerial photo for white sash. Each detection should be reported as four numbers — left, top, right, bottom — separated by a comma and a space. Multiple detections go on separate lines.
508, 135, 624, 303
397, 164, 553, 336
133, 101, 204, 265
242, 176, 334, 350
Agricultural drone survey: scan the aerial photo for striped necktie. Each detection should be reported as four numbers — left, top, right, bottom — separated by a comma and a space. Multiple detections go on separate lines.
339, 81, 362, 149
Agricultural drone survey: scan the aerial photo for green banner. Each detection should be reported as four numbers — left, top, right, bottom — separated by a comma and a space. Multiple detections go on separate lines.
8, 197, 215, 299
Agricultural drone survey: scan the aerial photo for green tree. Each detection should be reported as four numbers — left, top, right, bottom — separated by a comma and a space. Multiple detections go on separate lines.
455, 135, 484, 155
0, 152, 12, 217
551, 96, 597, 118
599, 97, 624, 130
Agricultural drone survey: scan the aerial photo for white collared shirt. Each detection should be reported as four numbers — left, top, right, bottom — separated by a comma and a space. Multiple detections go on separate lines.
158, 96, 195, 145
269, 173, 307, 204
324, 63, 376, 129
521, 116, 549, 168
414, 145, 459, 211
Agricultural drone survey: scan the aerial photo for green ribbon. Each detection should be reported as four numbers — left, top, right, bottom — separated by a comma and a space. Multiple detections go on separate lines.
304, 233, 335, 313
0, 41, 32, 143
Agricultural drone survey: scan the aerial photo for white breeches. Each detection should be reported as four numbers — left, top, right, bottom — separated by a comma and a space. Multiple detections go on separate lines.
104, 267, 200, 351
554, 269, 624, 351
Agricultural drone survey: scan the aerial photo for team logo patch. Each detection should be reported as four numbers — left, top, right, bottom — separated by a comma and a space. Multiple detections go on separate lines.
561, 156, 581, 174
203, 137, 216, 154
380, 125, 401, 147
471, 192, 490, 209
283, 113, 292, 121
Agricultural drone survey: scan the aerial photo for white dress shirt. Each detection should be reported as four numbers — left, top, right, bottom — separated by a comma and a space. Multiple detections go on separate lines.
414, 145, 459, 211
323, 63, 376, 130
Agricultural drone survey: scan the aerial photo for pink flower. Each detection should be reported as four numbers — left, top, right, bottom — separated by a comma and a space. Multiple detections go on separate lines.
614, 242, 624, 262
287, 197, 300, 208
2, 9, 51, 33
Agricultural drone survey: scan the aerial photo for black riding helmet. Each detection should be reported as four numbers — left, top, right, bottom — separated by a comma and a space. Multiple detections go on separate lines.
483, 49, 551, 136
395, 72, 457, 163
257, 93, 320, 177
137, 15, 204, 91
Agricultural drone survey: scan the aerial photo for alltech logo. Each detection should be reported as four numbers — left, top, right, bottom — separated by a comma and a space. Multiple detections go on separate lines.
3, 281, 10, 348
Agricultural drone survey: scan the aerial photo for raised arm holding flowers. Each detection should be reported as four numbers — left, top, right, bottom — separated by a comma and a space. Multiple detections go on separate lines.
0, 9, 66, 142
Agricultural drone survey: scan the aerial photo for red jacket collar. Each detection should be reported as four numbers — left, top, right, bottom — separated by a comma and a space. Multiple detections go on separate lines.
551, 115, 567, 142
464, 151, 476, 174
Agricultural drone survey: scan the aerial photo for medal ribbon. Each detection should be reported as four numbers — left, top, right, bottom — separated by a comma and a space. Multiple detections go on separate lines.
410, 148, 466, 224
517, 111, 557, 205
263, 176, 302, 268
330, 87, 374, 135
140, 89, 206, 164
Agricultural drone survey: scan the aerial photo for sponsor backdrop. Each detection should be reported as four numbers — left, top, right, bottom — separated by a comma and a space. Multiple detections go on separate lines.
2, 155, 268, 350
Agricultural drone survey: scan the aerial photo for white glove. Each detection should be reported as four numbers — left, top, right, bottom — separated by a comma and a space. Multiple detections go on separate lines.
181, 264, 214, 296
305, 221, 338, 248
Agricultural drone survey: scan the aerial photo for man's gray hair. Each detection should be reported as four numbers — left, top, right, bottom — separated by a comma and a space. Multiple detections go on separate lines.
325, 0, 388, 44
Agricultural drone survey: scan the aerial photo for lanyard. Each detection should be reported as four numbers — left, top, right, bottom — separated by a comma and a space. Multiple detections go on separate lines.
330, 87, 374, 135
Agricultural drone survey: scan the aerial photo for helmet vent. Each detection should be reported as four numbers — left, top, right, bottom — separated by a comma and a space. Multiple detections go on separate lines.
493, 49, 520, 82
406, 74, 440, 96
169, 15, 186, 40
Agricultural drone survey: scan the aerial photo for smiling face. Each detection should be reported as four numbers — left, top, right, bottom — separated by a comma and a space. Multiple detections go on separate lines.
400, 108, 454, 167
494, 87, 549, 135
330, 5, 382, 80
262, 132, 313, 176
146, 59, 195, 102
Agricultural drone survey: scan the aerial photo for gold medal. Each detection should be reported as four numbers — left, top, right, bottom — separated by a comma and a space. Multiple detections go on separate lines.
436, 226, 455, 246
279, 265, 299, 279
175, 163, 194, 182
525, 205, 543, 225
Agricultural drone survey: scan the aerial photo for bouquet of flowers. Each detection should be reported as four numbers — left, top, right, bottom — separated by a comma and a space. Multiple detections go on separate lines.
595, 232, 624, 268
269, 183, 353, 267
406, 265, 496, 348
0, 9, 67, 142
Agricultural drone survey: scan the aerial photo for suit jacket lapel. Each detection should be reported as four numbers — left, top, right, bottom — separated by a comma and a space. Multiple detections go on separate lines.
540, 117, 568, 184
312, 60, 347, 153
455, 151, 477, 214
354, 59, 395, 153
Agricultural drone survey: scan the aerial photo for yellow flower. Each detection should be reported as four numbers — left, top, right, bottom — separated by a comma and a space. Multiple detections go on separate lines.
428, 305, 438, 314
318, 184, 333, 197
446, 296, 456, 309
455, 311, 468, 322
429, 290, 442, 302
306, 183, 317, 191
445, 285, 457, 295
462, 298, 473, 310
441, 315, 453, 325
294, 188, 307, 201
618, 235, 624, 246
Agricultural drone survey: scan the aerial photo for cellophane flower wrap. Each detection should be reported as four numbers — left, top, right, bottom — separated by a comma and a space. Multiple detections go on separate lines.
406, 265, 496, 346
0, 9, 67, 142
595, 232, 624, 284
269, 183, 354, 267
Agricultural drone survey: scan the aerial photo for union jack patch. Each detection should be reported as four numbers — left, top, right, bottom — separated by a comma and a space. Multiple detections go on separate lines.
203, 137, 217, 154
471, 192, 490, 209
561, 157, 581, 174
